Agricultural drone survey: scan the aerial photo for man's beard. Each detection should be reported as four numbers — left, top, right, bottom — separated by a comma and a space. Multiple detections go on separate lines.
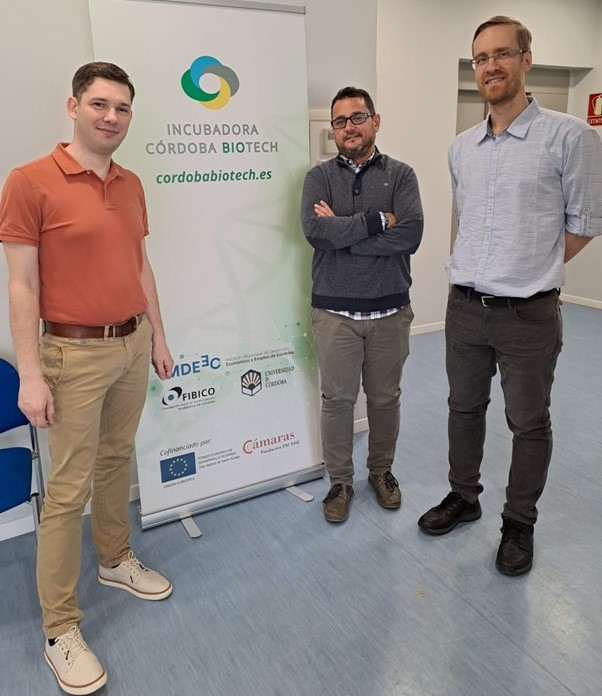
337, 134, 375, 161
478, 72, 522, 107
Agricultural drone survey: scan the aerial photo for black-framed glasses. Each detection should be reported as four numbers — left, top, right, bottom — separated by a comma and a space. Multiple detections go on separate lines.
471, 49, 524, 70
330, 112, 374, 130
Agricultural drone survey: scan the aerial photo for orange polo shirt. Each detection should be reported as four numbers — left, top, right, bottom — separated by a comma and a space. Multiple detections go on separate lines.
0, 143, 149, 325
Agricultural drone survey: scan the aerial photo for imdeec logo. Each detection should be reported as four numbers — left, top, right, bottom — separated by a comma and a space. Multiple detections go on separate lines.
181, 56, 239, 110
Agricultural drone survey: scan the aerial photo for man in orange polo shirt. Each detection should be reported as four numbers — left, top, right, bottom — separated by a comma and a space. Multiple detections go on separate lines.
0, 62, 173, 695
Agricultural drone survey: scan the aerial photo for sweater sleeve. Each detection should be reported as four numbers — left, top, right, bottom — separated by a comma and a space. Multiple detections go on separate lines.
300, 164, 381, 250
348, 166, 423, 256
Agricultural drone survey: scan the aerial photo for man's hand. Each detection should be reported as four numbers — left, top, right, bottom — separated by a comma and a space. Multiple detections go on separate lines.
151, 336, 174, 380
18, 374, 54, 428
564, 231, 592, 262
314, 200, 335, 218
314, 201, 397, 230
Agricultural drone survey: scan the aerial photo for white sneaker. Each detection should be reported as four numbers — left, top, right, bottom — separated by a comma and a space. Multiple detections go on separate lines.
98, 550, 173, 600
44, 626, 107, 695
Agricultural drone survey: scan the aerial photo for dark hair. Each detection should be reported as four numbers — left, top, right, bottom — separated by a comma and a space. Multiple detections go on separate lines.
331, 86, 375, 117
473, 16, 532, 52
72, 62, 135, 101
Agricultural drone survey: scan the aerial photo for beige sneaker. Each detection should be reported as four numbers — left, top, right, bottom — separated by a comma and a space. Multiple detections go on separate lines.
98, 550, 172, 600
44, 626, 107, 695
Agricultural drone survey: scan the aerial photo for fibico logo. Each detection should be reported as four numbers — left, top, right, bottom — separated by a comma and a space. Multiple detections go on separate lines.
243, 432, 296, 454
162, 385, 216, 406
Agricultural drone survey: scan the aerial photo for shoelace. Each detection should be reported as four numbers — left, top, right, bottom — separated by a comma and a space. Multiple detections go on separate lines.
56, 626, 88, 666
500, 522, 532, 550
323, 483, 344, 502
435, 491, 463, 511
382, 472, 399, 491
120, 550, 147, 581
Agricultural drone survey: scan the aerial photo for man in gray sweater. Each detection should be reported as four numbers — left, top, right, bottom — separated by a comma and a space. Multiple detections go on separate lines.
301, 86, 423, 523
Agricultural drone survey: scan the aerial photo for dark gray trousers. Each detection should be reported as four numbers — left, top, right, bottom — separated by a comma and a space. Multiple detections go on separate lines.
445, 286, 563, 525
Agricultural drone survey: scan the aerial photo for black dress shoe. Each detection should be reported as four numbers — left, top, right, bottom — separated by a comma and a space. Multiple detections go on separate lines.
418, 491, 481, 535
496, 517, 534, 576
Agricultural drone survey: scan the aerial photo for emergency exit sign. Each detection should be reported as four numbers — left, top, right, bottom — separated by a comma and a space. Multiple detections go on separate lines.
587, 93, 602, 126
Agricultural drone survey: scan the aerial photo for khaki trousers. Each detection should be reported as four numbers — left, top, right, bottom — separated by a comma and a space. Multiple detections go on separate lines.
311, 306, 413, 484
37, 317, 152, 638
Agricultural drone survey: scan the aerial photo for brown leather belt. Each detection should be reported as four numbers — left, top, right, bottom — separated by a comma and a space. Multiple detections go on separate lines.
43, 313, 144, 339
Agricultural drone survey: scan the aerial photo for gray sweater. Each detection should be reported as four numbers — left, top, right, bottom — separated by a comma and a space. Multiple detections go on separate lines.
300, 151, 423, 312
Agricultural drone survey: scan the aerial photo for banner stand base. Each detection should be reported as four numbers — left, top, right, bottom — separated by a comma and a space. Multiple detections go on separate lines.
285, 485, 313, 502
139, 464, 325, 530
181, 517, 202, 539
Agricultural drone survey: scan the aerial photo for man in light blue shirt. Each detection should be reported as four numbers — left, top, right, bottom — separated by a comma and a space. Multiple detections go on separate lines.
418, 16, 601, 575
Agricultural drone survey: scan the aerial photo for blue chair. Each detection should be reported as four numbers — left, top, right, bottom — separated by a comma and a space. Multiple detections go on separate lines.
0, 358, 45, 536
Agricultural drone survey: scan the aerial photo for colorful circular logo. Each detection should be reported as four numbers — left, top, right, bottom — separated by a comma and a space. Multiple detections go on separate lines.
181, 56, 239, 110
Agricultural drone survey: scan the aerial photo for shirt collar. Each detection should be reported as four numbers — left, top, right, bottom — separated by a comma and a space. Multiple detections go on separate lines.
51, 143, 125, 180
477, 97, 540, 142
337, 147, 380, 172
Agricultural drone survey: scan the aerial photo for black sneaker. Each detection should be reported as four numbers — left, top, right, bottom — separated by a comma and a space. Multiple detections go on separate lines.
495, 517, 534, 576
418, 491, 481, 535
322, 483, 354, 523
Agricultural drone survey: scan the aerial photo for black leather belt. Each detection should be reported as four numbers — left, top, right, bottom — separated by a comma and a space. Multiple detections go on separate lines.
43, 313, 144, 339
454, 285, 557, 308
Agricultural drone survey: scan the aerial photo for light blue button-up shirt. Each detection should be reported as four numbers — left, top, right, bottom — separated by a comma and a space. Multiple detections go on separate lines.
447, 98, 602, 296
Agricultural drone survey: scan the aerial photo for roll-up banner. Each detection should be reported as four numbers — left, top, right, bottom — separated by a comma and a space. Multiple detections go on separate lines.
89, 0, 322, 529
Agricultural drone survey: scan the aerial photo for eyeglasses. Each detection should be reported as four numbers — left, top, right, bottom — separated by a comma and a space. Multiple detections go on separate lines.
330, 112, 374, 130
471, 49, 525, 70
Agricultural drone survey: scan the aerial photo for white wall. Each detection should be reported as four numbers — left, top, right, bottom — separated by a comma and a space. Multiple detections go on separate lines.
565, 3, 602, 307
0, 0, 94, 361
377, 0, 602, 328
0, 0, 95, 539
295, 0, 377, 108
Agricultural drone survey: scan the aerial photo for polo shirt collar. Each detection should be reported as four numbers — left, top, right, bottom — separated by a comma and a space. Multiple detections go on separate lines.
51, 142, 125, 179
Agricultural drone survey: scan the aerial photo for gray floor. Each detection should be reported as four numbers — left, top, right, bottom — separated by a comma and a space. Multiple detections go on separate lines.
1, 303, 601, 696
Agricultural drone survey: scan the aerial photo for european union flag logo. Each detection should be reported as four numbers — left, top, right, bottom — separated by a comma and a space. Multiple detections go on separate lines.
160, 452, 196, 483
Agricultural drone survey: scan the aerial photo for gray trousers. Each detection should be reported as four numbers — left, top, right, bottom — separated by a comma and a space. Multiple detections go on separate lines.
445, 286, 563, 525
311, 306, 413, 485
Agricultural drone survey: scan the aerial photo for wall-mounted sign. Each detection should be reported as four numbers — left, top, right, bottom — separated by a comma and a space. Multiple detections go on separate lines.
587, 93, 602, 126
